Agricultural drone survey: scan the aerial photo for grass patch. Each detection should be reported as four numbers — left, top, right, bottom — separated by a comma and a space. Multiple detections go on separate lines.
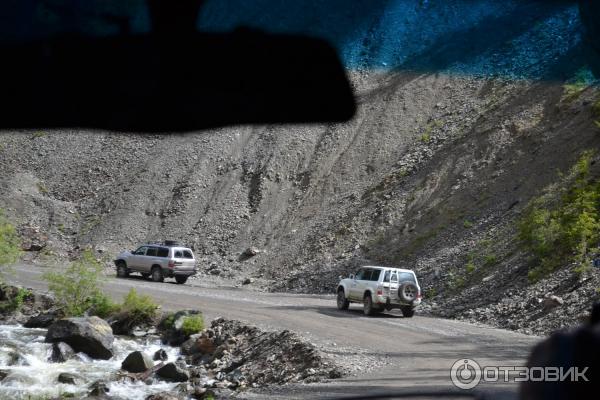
483, 254, 498, 267
121, 288, 158, 326
519, 151, 600, 281
463, 220, 473, 229
36, 182, 48, 194
181, 314, 205, 336
419, 120, 443, 144
32, 131, 46, 139
0, 209, 22, 275
562, 68, 594, 102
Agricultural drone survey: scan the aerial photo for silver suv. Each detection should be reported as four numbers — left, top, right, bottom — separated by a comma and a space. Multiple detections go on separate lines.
336, 266, 421, 317
114, 241, 197, 284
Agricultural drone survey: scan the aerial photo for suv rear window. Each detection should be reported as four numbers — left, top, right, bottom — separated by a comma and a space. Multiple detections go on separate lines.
183, 250, 193, 259
398, 272, 416, 283
157, 248, 169, 257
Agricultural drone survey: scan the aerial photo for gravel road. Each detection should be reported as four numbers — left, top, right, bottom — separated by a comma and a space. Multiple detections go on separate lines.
7, 264, 539, 400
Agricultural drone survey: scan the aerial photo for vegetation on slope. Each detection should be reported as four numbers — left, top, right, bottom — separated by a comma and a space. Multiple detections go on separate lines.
519, 151, 600, 281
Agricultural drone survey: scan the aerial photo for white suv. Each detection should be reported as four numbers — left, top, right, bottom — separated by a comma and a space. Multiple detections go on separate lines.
114, 241, 197, 284
336, 266, 422, 317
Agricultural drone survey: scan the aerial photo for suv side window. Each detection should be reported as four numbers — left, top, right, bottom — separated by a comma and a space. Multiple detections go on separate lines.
134, 246, 148, 255
146, 247, 158, 257
183, 250, 193, 259
174, 250, 183, 258
157, 247, 169, 257
390, 272, 398, 283
355, 269, 367, 280
383, 270, 391, 282
370, 269, 381, 281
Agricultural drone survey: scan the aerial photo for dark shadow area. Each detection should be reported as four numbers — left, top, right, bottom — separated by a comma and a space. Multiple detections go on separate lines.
0, 0, 356, 132
267, 304, 409, 319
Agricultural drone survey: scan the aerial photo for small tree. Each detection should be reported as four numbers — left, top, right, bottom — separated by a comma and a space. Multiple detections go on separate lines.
44, 249, 107, 317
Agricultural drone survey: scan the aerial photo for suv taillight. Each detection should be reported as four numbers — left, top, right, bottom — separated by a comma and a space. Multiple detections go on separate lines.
168, 261, 175, 269
417, 290, 422, 299
376, 286, 383, 296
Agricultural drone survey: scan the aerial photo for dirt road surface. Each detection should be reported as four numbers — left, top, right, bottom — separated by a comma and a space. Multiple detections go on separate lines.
8, 264, 540, 400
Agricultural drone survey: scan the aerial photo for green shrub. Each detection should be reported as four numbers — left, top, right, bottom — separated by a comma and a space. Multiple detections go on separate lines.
0, 210, 22, 272
0, 287, 32, 313
465, 260, 476, 274
519, 151, 600, 281
483, 254, 498, 267
181, 314, 204, 336
463, 220, 474, 229
121, 288, 158, 326
44, 250, 106, 316
92, 293, 120, 318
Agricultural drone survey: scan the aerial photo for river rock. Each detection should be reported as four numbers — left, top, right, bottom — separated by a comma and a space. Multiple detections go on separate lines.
24, 311, 59, 328
542, 295, 564, 311
49, 341, 76, 363
153, 349, 168, 361
0, 370, 9, 381
156, 362, 189, 382
145, 392, 182, 400
57, 372, 82, 384
122, 351, 154, 373
88, 380, 109, 396
45, 316, 114, 360
181, 336, 215, 356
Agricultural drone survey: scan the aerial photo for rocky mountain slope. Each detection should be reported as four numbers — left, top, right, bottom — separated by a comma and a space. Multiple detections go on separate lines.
1, 0, 600, 336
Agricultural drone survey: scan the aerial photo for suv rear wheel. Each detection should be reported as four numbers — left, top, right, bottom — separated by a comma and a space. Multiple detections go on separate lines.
151, 266, 164, 283
116, 261, 129, 278
401, 306, 415, 318
363, 294, 375, 316
337, 289, 350, 310
175, 276, 188, 284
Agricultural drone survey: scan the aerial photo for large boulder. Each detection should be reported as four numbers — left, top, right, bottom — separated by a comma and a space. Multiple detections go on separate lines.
156, 362, 189, 382
121, 351, 154, 373
48, 342, 76, 363
45, 316, 114, 360
25, 311, 59, 328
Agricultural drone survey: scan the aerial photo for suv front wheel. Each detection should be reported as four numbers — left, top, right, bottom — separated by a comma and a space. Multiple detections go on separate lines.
116, 261, 129, 278
337, 289, 350, 310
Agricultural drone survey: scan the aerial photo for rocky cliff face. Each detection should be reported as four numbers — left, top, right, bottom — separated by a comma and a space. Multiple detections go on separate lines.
1, 1, 599, 335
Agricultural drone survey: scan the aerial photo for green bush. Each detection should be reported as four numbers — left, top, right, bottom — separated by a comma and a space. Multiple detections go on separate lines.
463, 220, 474, 229
519, 151, 600, 281
44, 250, 107, 317
0, 210, 22, 273
181, 314, 204, 336
0, 287, 32, 313
121, 288, 158, 326
92, 293, 120, 318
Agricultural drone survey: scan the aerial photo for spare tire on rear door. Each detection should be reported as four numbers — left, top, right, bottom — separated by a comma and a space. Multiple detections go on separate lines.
398, 282, 418, 302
